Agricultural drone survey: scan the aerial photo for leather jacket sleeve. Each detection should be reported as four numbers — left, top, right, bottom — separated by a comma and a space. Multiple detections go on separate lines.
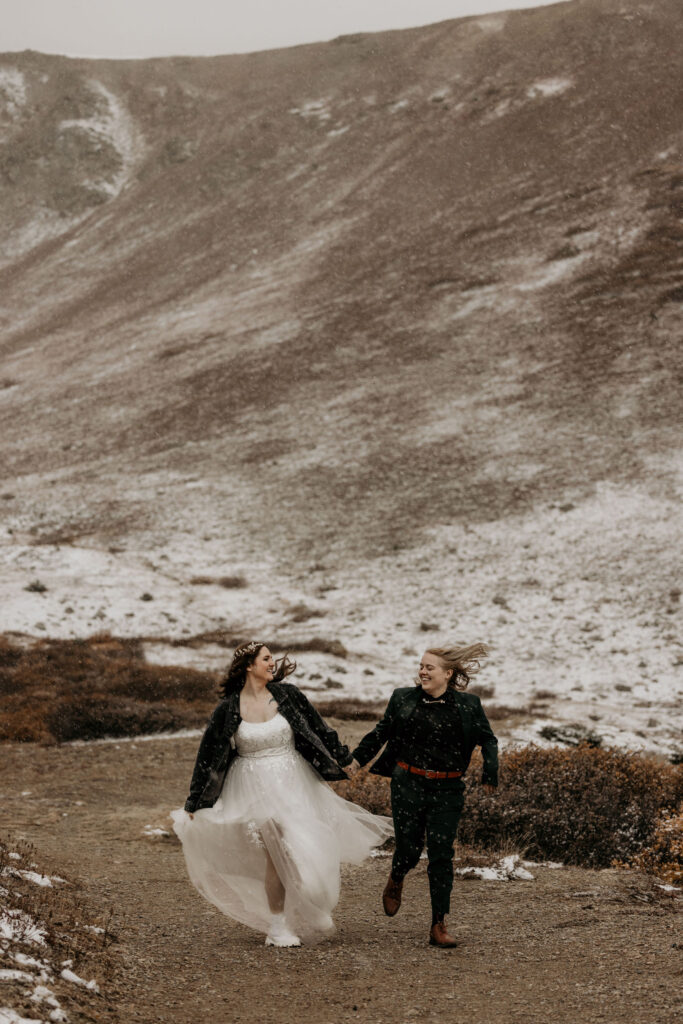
473, 697, 499, 787
291, 687, 353, 767
184, 703, 227, 812
351, 689, 400, 767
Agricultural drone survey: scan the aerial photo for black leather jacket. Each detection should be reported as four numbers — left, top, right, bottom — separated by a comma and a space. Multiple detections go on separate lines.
183, 681, 353, 813
352, 686, 499, 786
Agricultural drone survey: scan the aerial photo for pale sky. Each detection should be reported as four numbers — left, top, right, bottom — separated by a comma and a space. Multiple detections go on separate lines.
1, 0, 567, 58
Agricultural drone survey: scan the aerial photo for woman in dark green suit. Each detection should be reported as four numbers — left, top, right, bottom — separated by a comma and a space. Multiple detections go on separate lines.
349, 643, 498, 949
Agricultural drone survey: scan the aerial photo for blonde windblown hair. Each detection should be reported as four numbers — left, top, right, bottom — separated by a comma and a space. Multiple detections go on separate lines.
423, 642, 489, 691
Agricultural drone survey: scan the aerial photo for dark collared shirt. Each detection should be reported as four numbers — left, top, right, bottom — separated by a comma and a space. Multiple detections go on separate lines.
398, 687, 466, 772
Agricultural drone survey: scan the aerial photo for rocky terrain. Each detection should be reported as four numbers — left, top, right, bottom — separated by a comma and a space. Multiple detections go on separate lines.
1, 0, 682, 751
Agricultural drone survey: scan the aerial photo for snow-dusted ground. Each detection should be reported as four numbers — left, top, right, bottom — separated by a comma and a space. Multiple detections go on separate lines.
2, 472, 681, 756
0, 849, 101, 1024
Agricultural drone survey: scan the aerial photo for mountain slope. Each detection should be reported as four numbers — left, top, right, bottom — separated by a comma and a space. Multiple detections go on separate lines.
0, 0, 681, 751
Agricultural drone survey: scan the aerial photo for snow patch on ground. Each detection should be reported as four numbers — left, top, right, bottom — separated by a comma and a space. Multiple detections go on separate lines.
0, 67, 27, 121
527, 78, 573, 99
473, 14, 507, 33
0, 910, 46, 947
289, 99, 331, 122
59, 967, 99, 993
0, 1009, 44, 1024
0, 208, 80, 269
58, 78, 144, 199
516, 252, 586, 291
457, 855, 535, 881
142, 825, 172, 840
11, 956, 48, 972
69, 728, 203, 747
29, 985, 66, 1022
4, 870, 58, 889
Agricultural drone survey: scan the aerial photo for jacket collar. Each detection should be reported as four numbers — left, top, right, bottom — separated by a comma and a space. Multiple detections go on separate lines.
401, 686, 464, 708
266, 680, 291, 704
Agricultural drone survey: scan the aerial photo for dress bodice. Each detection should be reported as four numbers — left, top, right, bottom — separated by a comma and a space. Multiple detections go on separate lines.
235, 713, 296, 758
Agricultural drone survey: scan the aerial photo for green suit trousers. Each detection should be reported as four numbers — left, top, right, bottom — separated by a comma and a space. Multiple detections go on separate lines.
390, 766, 465, 917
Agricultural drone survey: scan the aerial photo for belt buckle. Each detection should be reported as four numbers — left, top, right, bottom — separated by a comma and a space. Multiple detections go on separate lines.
425, 770, 437, 780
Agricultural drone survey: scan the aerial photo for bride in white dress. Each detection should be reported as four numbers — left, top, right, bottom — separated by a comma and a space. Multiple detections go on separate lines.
172, 641, 392, 946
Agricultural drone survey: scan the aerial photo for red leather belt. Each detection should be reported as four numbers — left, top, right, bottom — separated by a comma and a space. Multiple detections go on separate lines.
397, 761, 463, 780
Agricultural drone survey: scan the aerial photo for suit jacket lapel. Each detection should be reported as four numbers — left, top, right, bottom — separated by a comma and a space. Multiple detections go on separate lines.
395, 687, 421, 727
451, 691, 475, 747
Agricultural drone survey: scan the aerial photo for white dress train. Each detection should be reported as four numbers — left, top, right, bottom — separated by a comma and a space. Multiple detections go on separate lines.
171, 712, 393, 943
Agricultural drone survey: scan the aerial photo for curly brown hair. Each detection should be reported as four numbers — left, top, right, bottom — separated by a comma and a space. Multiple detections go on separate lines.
219, 641, 296, 697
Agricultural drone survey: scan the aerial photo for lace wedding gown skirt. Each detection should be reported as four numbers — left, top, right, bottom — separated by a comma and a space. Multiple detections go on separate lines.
171, 713, 392, 942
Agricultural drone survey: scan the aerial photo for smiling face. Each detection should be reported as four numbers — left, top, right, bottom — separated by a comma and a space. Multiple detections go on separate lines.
245, 645, 276, 685
418, 651, 453, 697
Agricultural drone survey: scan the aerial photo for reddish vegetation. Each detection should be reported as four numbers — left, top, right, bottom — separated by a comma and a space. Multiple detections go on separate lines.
3, 631, 681, 874
623, 805, 683, 884
334, 747, 683, 870
0, 634, 217, 743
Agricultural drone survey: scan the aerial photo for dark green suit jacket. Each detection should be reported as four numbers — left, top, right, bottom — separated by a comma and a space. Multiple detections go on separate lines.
352, 686, 499, 786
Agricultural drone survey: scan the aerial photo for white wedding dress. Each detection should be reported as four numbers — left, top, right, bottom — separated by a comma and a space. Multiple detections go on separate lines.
171, 712, 393, 943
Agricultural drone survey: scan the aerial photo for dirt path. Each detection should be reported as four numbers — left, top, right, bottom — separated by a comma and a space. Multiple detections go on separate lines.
2, 728, 680, 1024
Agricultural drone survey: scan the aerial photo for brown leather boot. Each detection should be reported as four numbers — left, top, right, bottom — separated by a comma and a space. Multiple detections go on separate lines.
429, 918, 458, 948
382, 875, 403, 916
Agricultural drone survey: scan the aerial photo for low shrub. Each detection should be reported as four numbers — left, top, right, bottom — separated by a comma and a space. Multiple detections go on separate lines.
283, 638, 348, 658
469, 684, 495, 698
485, 704, 532, 720
333, 770, 391, 816
0, 634, 217, 743
189, 575, 247, 589
0, 632, 359, 743
166, 631, 347, 659
538, 722, 603, 747
24, 580, 48, 593
287, 603, 325, 623
314, 698, 385, 721
461, 745, 682, 868
336, 746, 683, 870
619, 804, 683, 884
